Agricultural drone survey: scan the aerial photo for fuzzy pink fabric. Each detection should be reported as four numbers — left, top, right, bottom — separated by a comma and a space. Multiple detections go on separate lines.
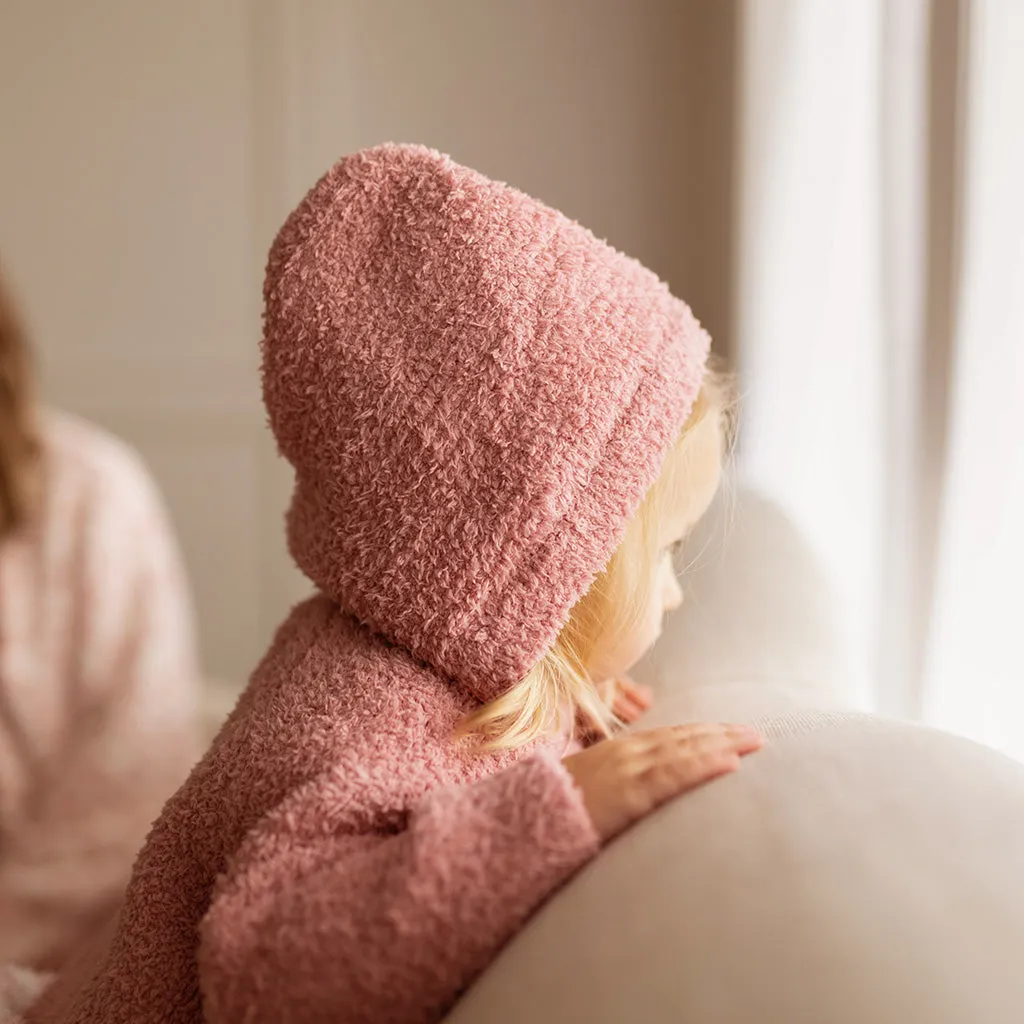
28, 144, 709, 1024
264, 143, 709, 702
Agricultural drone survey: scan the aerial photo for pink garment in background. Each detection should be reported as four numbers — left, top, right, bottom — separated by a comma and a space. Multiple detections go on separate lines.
27, 145, 709, 1024
0, 411, 201, 974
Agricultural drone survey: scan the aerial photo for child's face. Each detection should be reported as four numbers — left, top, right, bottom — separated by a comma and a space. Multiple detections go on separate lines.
591, 410, 723, 682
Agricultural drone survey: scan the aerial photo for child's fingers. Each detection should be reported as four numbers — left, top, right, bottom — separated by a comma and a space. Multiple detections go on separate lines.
658, 729, 743, 761
730, 731, 764, 756
565, 725, 763, 842
613, 694, 644, 722
644, 726, 763, 785
678, 730, 762, 762
612, 679, 653, 721
687, 751, 743, 785
635, 683, 654, 708
647, 742, 746, 795
641, 722, 759, 747
674, 722, 762, 748
620, 679, 653, 709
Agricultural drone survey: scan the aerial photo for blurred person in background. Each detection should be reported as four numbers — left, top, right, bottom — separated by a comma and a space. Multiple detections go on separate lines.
0, 270, 201, 979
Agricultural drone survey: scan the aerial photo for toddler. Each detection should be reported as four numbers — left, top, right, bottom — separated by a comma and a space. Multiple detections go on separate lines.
26, 144, 761, 1024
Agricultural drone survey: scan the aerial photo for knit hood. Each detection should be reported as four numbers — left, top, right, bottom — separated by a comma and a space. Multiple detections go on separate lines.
262, 144, 710, 704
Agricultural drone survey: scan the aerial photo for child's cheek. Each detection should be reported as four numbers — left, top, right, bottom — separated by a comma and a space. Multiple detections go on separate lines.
621, 597, 667, 673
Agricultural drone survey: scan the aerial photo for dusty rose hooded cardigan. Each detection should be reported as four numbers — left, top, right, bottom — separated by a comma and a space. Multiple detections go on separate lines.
27, 144, 709, 1024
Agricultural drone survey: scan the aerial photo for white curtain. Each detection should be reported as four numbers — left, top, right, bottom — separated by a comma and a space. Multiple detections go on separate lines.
736, 0, 1024, 758
924, 1, 1024, 752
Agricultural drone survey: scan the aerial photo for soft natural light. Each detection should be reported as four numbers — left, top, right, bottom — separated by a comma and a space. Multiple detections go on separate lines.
923, 0, 1024, 759
736, 0, 1024, 758
737, 0, 885, 706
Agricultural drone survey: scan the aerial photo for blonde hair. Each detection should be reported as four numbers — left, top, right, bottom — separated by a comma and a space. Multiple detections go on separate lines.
458, 362, 735, 751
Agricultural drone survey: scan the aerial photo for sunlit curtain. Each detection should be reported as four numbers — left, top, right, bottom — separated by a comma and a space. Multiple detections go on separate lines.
735, 0, 1024, 757
923, 0, 1024, 755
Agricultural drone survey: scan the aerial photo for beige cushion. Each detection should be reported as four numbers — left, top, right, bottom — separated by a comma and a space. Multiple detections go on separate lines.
449, 713, 1024, 1024
447, 491, 1024, 1023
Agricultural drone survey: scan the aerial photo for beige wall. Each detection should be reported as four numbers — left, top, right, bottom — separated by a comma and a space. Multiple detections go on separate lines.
0, 0, 734, 685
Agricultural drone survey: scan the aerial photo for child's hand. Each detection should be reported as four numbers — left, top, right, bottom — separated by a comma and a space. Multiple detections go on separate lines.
608, 677, 654, 723
563, 723, 763, 842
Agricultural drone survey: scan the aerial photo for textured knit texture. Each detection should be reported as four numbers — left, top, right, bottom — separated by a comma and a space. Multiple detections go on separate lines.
27, 144, 709, 1024
0, 412, 200, 974
264, 143, 710, 702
